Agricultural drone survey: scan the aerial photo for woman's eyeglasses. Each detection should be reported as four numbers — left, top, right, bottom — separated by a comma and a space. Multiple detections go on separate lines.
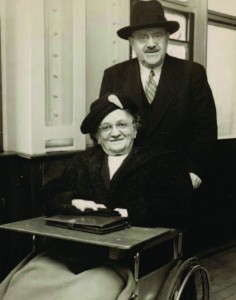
98, 122, 133, 134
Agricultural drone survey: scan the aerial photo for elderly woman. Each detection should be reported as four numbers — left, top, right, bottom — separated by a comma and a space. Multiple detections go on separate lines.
0, 93, 193, 300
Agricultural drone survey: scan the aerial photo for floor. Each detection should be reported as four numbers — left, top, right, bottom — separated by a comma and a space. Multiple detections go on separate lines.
201, 243, 236, 300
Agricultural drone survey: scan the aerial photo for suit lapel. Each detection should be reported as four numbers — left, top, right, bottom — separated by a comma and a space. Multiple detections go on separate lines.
122, 59, 147, 120
148, 55, 183, 135
121, 59, 153, 135
120, 57, 184, 137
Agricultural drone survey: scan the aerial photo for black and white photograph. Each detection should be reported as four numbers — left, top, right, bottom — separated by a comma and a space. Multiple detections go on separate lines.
0, 0, 236, 299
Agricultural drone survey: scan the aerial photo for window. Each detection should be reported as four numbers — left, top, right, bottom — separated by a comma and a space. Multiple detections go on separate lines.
165, 9, 194, 60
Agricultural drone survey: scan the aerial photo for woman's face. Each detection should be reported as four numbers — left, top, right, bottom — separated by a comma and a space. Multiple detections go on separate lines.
96, 109, 137, 156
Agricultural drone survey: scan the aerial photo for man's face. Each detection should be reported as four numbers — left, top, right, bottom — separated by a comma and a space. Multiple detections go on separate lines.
129, 27, 169, 69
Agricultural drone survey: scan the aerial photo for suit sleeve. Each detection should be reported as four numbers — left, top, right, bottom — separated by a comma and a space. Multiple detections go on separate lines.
125, 152, 194, 229
148, 152, 194, 228
99, 69, 113, 97
187, 64, 217, 178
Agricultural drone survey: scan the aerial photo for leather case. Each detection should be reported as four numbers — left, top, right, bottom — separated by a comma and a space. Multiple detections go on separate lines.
45, 214, 130, 234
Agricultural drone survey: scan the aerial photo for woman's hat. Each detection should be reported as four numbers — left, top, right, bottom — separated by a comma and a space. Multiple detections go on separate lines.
80, 93, 139, 134
117, 0, 180, 40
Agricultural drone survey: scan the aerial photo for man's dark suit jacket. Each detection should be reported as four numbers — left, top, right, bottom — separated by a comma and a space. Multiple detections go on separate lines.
100, 54, 217, 179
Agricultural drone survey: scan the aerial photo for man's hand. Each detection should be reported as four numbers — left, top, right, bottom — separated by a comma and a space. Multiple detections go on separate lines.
189, 173, 202, 189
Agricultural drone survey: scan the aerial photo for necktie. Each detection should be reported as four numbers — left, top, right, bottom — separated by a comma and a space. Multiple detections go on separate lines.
145, 70, 157, 104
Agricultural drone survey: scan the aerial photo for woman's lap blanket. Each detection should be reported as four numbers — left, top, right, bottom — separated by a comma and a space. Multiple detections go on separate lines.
0, 250, 135, 300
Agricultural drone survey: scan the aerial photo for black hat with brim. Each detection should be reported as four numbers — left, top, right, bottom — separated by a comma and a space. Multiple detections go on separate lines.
117, 0, 180, 40
80, 93, 139, 134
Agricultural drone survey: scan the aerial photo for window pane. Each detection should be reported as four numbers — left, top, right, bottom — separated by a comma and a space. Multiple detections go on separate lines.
165, 11, 187, 41
167, 42, 188, 59
207, 24, 236, 138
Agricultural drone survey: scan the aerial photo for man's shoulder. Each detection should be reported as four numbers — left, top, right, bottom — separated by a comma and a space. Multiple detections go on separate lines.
166, 55, 205, 71
133, 145, 178, 164
104, 58, 137, 72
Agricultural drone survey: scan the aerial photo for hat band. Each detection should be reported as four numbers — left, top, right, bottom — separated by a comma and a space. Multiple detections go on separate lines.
131, 14, 167, 27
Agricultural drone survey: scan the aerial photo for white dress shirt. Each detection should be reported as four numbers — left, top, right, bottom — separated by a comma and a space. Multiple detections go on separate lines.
139, 63, 163, 90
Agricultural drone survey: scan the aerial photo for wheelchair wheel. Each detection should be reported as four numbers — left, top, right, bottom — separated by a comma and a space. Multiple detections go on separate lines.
158, 257, 211, 300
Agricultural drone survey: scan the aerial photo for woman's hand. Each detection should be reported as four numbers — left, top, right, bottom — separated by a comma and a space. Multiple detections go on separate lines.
114, 208, 128, 217
72, 199, 106, 211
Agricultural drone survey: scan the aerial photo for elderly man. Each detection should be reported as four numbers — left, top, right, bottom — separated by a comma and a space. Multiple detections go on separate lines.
100, 0, 217, 191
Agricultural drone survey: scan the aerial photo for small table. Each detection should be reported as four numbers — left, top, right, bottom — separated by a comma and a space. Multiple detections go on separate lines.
0, 217, 182, 281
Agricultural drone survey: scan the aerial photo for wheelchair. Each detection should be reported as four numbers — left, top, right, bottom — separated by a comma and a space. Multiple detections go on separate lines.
127, 256, 211, 299
152, 257, 210, 300
0, 217, 211, 300
124, 232, 211, 299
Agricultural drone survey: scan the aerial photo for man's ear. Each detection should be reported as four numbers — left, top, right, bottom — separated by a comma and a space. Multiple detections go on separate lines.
129, 36, 134, 46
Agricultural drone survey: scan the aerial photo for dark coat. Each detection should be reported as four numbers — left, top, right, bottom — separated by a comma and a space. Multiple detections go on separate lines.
99, 55, 217, 179
43, 145, 193, 228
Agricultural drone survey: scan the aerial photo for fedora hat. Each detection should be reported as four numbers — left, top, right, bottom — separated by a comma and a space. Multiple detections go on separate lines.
117, 0, 180, 40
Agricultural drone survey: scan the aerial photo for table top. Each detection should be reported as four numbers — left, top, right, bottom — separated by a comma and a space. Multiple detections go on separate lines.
0, 217, 179, 251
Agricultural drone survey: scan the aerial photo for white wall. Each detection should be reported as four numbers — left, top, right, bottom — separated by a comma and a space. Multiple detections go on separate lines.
85, 0, 130, 112
1, 0, 45, 154
1, 0, 86, 154
209, 0, 236, 15
207, 1, 236, 139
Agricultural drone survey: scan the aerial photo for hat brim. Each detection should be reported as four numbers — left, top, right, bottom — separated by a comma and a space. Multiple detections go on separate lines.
80, 104, 118, 134
117, 21, 180, 40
